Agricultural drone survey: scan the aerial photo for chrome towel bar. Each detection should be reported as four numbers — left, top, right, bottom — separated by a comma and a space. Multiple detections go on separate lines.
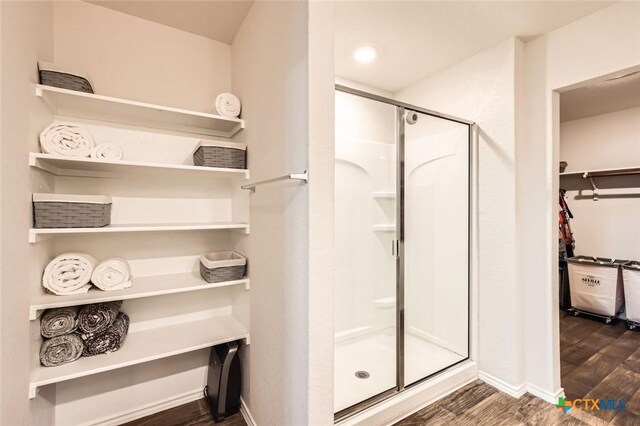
241, 170, 308, 192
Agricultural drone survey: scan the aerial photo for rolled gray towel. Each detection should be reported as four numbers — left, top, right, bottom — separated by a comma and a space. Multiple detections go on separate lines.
81, 312, 129, 357
40, 334, 84, 367
40, 307, 79, 338
78, 301, 122, 336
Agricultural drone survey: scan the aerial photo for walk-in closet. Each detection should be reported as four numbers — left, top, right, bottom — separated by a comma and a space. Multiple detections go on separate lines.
558, 69, 640, 408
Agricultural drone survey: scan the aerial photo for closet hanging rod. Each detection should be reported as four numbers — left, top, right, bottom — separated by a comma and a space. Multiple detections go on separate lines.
241, 170, 308, 192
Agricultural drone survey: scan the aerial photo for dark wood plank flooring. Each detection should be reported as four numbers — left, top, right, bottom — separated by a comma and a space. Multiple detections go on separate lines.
125, 313, 640, 426
397, 313, 640, 425
123, 398, 246, 426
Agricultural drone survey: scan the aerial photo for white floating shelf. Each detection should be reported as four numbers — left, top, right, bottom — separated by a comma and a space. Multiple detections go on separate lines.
35, 84, 244, 138
29, 314, 248, 398
373, 191, 396, 199
29, 222, 250, 243
30, 272, 249, 320
30, 153, 249, 179
373, 224, 396, 232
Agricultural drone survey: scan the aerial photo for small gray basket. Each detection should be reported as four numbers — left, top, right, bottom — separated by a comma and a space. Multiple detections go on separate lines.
33, 194, 112, 229
39, 71, 94, 93
193, 141, 246, 169
199, 251, 247, 283
38, 62, 94, 94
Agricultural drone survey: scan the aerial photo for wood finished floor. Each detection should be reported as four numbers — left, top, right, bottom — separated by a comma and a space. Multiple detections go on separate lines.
122, 398, 246, 426
397, 312, 640, 425
125, 313, 640, 426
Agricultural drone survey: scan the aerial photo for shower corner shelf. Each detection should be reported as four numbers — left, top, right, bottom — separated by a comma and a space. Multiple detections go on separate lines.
373, 224, 396, 232
372, 191, 396, 199
35, 84, 244, 138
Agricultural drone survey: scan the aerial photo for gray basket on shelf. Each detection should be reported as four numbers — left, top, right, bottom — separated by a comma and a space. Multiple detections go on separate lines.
199, 251, 247, 283
193, 141, 247, 169
33, 194, 112, 229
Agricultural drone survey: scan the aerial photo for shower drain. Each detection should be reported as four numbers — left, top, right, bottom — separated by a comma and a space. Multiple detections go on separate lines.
355, 371, 370, 379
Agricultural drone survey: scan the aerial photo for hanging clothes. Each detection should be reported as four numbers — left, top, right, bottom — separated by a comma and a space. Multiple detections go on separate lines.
559, 189, 575, 259
559, 189, 575, 311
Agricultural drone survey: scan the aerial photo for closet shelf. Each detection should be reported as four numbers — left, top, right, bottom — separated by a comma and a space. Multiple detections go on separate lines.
29, 314, 249, 398
29, 222, 250, 243
29, 153, 250, 179
373, 224, 396, 232
29, 273, 249, 320
35, 84, 244, 138
560, 166, 640, 178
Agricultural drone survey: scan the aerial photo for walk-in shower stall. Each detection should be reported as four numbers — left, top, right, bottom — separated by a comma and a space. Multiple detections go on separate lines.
334, 86, 473, 418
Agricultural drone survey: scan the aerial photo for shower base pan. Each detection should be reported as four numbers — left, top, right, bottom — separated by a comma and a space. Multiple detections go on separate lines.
334, 330, 466, 413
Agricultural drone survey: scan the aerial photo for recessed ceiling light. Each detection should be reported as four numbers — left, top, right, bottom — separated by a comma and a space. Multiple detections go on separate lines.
353, 46, 377, 64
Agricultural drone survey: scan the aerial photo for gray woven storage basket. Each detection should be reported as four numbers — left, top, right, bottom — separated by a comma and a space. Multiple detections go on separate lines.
33, 194, 112, 229
199, 251, 247, 283
193, 141, 246, 169
39, 70, 94, 93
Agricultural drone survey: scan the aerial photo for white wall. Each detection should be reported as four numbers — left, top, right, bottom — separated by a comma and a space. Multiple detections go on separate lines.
0, 1, 56, 424
232, 2, 328, 424
522, 1, 640, 402
307, 2, 335, 420
231, 2, 335, 423
396, 38, 524, 390
560, 108, 640, 266
53, 0, 231, 112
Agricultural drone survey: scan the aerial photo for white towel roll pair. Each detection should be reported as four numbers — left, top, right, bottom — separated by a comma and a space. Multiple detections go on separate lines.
39, 122, 123, 160
42, 254, 132, 295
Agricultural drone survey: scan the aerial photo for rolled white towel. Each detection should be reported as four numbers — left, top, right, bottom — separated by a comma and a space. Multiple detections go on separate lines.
39, 123, 95, 157
214, 93, 241, 118
91, 258, 132, 291
91, 143, 123, 160
43, 253, 97, 295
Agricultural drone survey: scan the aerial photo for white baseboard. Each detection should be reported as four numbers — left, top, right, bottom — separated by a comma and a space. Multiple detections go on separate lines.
478, 371, 527, 398
81, 388, 203, 426
240, 396, 257, 426
337, 361, 478, 426
525, 383, 565, 404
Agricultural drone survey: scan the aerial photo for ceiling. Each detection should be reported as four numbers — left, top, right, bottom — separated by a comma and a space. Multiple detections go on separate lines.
335, 1, 615, 92
87, 0, 254, 44
560, 70, 640, 122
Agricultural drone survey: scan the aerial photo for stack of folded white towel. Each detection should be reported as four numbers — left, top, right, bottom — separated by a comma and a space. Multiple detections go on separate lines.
40, 122, 124, 160
43, 253, 132, 296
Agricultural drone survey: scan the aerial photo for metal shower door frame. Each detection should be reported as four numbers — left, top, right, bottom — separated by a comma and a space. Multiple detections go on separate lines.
334, 84, 474, 422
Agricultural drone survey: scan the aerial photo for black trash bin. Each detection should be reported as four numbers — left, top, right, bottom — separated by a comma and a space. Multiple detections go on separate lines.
204, 341, 242, 422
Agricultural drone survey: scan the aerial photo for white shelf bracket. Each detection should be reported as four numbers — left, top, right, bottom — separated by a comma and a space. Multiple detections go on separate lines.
584, 172, 599, 201
29, 384, 38, 399
29, 306, 40, 321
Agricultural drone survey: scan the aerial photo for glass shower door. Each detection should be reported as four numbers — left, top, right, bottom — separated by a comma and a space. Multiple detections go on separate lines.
402, 110, 470, 386
334, 90, 397, 413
